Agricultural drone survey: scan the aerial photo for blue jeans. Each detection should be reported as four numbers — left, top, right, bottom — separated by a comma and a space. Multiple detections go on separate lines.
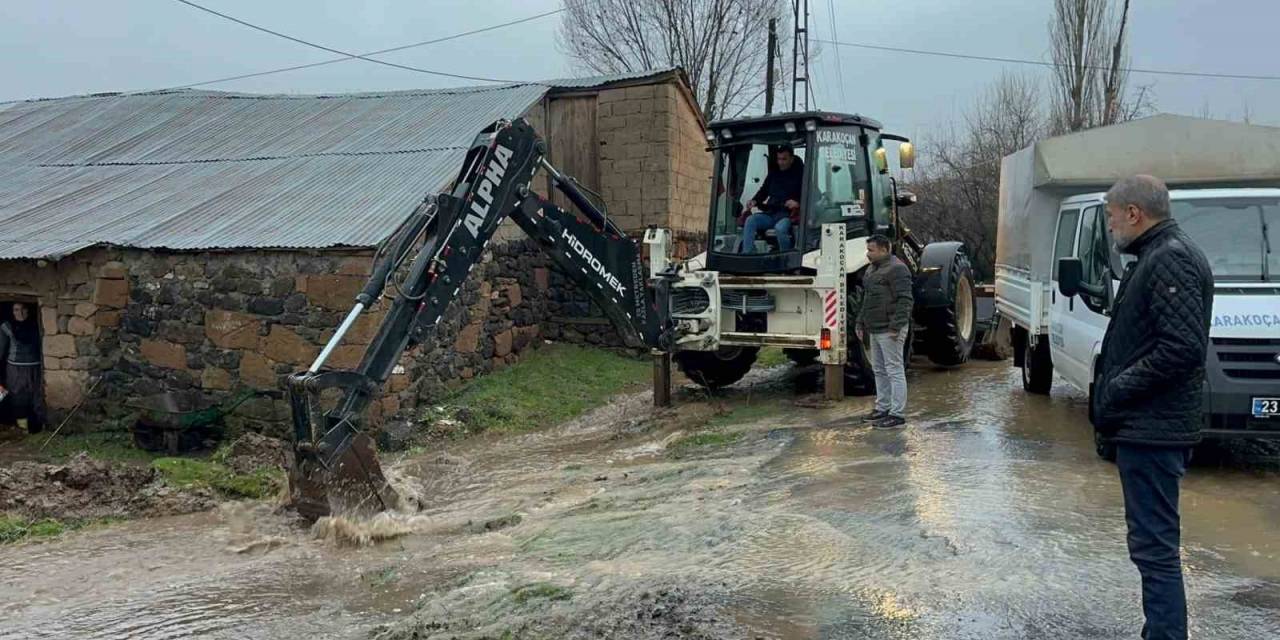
870, 331, 908, 416
739, 212, 793, 253
1117, 444, 1193, 640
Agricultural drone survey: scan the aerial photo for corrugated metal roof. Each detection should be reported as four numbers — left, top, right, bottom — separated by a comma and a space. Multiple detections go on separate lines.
0, 68, 682, 260
542, 67, 681, 90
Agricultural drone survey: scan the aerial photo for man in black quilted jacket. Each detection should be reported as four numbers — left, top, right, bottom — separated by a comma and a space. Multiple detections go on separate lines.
1093, 175, 1213, 640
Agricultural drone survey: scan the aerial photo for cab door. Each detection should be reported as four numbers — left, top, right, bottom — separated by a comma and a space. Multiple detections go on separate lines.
1049, 205, 1086, 388
1059, 203, 1113, 387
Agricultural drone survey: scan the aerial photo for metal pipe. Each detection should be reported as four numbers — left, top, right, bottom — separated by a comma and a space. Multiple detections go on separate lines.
538, 157, 609, 231
309, 302, 365, 373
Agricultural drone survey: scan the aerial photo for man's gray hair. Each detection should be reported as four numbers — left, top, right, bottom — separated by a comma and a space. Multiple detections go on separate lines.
1105, 175, 1171, 220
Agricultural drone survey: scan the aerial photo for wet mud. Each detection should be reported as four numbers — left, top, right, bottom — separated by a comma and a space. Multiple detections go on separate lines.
2, 361, 1278, 639
0, 453, 214, 521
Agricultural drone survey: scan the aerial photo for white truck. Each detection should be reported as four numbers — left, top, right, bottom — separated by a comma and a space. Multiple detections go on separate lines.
995, 114, 1280, 454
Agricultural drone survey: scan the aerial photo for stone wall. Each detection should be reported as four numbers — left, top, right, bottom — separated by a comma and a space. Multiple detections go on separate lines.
0, 242, 559, 437
0, 237, 655, 436
0, 251, 123, 417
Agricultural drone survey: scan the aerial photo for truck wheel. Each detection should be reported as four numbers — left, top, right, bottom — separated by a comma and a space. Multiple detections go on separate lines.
783, 348, 819, 366
842, 280, 875, 396
1021, 338, 1053, 394
675, 347, 758, 389
923, 252, 977, 366
843, 336, 876, 396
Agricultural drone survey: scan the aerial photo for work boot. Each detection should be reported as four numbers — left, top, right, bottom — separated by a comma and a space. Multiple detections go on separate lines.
860, 410, 889, 423
872, 415, 907, 430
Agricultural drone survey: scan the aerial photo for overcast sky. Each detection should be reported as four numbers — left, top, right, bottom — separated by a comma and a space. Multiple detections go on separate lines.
3, 0, 1278, 140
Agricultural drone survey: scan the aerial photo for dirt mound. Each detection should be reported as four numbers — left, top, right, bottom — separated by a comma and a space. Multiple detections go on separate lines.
221, 432, 289, 474
0, 453, 214, 521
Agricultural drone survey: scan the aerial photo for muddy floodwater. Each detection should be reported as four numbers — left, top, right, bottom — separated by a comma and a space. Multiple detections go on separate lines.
2, 361, 1278, 639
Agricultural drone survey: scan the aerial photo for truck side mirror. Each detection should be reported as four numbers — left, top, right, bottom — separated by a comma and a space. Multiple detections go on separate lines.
896, 191, 918, 207
1058, 257, 1085, 298
874, 148, 889, 174
899, 142, 916, 169
1059, 257, 1107, 301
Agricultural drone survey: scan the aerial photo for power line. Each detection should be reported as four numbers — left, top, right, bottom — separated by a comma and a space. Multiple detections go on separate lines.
814, 38, 1280, 82
170, 0, 529, 85
825, 0, 847, 107
164, 6, 567, 90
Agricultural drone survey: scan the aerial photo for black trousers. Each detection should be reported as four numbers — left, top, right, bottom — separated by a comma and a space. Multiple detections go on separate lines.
1116, 443, 1193, 640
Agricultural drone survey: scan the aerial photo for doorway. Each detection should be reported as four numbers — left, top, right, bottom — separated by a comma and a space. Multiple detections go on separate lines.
0, 298, 45, 432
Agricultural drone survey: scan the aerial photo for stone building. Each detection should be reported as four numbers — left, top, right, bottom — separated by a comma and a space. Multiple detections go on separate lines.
0, 68, 711, 435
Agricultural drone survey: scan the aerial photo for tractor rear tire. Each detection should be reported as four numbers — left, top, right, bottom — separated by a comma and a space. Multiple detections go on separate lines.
675, 347, 759, 389
843, 335, 876, 396
841, 279, 876, 396
923, 251, 977, 366
784, 348, 819, 366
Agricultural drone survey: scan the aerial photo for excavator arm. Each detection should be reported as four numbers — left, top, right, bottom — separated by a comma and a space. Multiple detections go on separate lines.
286, 118, 669, 520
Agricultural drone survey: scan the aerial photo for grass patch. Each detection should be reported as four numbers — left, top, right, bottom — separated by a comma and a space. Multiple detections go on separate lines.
511, 582, 572, 605
433, 343, 648, 435
15, 431, 158, 465
0, 514, 123, 545
0, 515, 65, 543
667, 431, 743, 458
151, 458, 281, 500
756, 347, 790, 368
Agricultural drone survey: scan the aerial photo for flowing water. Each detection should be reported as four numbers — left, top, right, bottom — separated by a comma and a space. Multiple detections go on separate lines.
2, 361, 1278, 639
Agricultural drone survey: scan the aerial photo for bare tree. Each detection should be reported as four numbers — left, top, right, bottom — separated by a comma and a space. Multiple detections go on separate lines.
559, 0, 792, 120
1100, 0, 1130, 125
1049, 0, 1108, 132
1048, 0, 1146, 132
905, 73, 1046, 280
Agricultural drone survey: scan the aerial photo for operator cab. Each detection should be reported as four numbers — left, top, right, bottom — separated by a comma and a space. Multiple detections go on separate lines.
705, 111, 915, 274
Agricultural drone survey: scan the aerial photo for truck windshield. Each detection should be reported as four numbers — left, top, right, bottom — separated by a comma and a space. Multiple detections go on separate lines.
708, 141, 807, 254
805, 126, 873, 251
1171, 197, 1280, 281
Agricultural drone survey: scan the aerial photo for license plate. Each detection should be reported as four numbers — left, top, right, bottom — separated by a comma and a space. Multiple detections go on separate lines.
1252, 398, 1280, 419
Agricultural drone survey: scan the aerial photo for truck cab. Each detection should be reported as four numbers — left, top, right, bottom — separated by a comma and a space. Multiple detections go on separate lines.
1049, 189, 1280, 439
666, 111, 977, 394
702, 112, 903, 275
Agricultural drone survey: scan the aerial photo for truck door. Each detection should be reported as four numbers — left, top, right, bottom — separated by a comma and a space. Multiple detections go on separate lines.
1049, 206, 1084, 387
1058, 204, 1112, 388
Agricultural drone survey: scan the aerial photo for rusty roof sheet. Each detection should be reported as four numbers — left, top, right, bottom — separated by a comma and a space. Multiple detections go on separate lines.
0, 68, 686, 260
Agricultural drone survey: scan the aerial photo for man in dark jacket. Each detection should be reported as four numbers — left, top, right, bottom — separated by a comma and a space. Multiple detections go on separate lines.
855, 235, 914, 429
1092, 175, 1213, 640
0, 302, 45, 433
739, 145, 804, 254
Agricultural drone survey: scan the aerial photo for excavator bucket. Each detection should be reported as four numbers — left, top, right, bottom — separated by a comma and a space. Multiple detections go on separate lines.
286, 432, 399, 521
285, 372, 401, 522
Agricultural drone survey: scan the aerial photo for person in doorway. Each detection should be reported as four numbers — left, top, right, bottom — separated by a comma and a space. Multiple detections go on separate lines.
1092, 175, 1213, 640
739, 145, 804, 253
0, 302, 46, 434
855, 235, 913, 429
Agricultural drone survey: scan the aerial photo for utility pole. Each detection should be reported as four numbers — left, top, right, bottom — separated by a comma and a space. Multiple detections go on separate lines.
765, 18, 777, 114
791, 0, 811, 111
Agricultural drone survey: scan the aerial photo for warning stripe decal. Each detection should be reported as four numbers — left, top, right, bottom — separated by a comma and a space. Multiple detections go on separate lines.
824, 290, 839, 327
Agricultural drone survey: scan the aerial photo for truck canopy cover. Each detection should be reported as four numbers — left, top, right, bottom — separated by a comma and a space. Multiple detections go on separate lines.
1030, 114, 1280, 189
997, 114, 1280, 277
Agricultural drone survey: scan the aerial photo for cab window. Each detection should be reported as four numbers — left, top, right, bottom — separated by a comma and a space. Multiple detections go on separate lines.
1053, 208, 1080, 280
